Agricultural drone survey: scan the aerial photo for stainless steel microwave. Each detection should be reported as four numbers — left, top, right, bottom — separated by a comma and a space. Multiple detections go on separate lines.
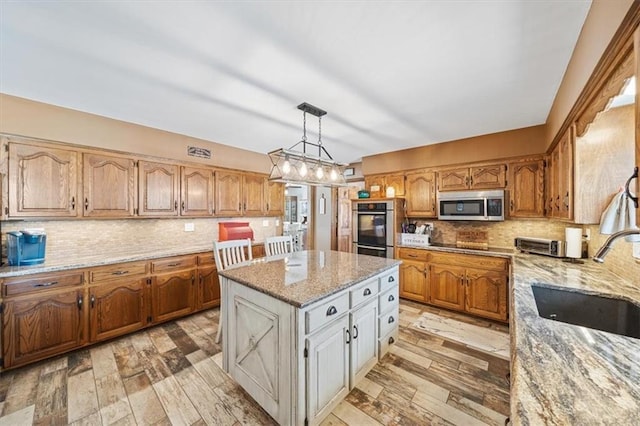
437, 189, 505, 221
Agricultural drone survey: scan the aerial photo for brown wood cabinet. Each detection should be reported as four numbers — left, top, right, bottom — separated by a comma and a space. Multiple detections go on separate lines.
83, 153, 137, 217
465, 266, 508, 321
243, 173, 266, 216
546, 129, 574, 220
363, 173, 405, 197
181, 166, 215, 216
507, 158, 545, 218
7, 140, 79, 217
138, 160, 180, 216
215, 169, 243, 216
396, 247, 429, 302
437, 164, 506, 191
150, 255, 197, 323
196, 254, 220, 310
89, 279, 148, 342
429, 263, 465, 311
405, 171, 436, 217
266, 181, 285, 216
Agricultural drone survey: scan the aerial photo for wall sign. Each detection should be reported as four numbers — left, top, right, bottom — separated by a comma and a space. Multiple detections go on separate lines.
187, 146, 212, 159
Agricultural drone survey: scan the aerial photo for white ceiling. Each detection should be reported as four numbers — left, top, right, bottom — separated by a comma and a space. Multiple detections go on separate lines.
0, 1, 592, 164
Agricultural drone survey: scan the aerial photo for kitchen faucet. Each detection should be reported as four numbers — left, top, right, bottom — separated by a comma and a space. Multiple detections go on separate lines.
593, 229, 640, 263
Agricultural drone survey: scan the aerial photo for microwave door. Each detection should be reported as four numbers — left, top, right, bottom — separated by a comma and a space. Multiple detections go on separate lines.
440, 199, 485, 217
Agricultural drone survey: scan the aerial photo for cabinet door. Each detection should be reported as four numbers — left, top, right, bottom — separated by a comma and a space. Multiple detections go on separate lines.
364, 174, 385, 197
266, 181, 284, 216
151, 270, 196, 323
83, 153, 136, 217
306, 315, 350, 425
2, 289, 85, 368
465, 267, 508, 321
437, 167, 469, 191
545, 151, 556, 217
198, 265, 220, 310
89, 280, 148, 342
181, 166, 214, 216
405, 171, 436, 217
215, 170, 243, 216
138, 160, 180, 216
469, 164, 506, 189
8, 142, 78, 217
350, 300, 378, 386
385, 173, 405, 196
429, 264, 465, 311
508, 160, 544, 217
399, 259, 428, 302
558, 133, 574, 220
243, 174, 266, 216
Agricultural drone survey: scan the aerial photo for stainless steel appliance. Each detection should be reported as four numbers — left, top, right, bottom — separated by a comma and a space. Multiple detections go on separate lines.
352, 199, 401, 258
438, 189, 505, 221
514, 237, 566, 258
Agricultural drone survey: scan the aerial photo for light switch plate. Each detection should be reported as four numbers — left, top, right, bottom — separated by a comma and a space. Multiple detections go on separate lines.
263, 220, 269, 227
276, 219, 280, 226
184, 223, 195, 232
633, 242, 640, 259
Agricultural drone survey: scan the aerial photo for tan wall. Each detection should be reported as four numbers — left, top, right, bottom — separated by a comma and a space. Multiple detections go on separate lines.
0, 94, 271, 173
545, 0, 635, 149
362, 125, 545, 175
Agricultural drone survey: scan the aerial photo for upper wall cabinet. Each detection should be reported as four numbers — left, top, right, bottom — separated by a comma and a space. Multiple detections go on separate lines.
138, 160, 180, 217
266, 181, 285, 217
364, 173, 405, 197
181, 166, 215, 216
83, 153, 137, 217
405, 170, 436, 217
437, 164, 506, 191
507, 158, 545, 218
7, 140, 79, 217
243, 173, 267, 216
215, 170, 243, 216
545, 129, 574, 220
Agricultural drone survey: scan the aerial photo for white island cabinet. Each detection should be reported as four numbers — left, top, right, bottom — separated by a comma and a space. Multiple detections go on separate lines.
218, 250, 400, 425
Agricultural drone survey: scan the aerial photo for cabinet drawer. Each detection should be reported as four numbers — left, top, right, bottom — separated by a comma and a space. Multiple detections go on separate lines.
378, 306, 399, 337
378, 327, 399, 360
430, 252, 508, 271
4, 271, 84, 296
197, 253, 216, 267
89, 261, 148, 283
379, 269, 399, 292
350, 277, 378, 308
379, 286, 399, 315
397, 247, 429, 262
305, 292, 349, 334
151, 255, 197, 273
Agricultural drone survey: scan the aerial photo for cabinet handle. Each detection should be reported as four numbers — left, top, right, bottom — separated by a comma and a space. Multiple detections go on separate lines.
174, 200, 178, 210
239, 203, 242, 211
388, 276, 395, 282
266, 203, 270, 211
388, 336, 395, 344
244, 202, 247, 210
388, 316, 395, 324
112, 270, 129, 275
181, 201, 185, 211
407, 254, 418, 258
510, 200, 514, 211
506, 372, 511, 386
363, 288, 372, 296
34, 281, 58, 288
191, 275, 195, 285
346, 329, 351, 344
90, 295, 95, 308
71, 196, 75, 209
353, 325, 358, 339
469, 176, 473, 186
326, 305, 337, 316
85, 198, 89, 210
167, 263, 180, 267
388, 294, 395, 302
77, 295, 83, 310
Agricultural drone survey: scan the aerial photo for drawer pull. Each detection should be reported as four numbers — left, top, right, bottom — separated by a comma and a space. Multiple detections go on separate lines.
34, 281, 58, 288
112, 271, 129, 275
346, 329, 351, 344
77, 296, 83, 310
363, 288, 372, 296
167, 263, 180, 267
90, 295, 95, 308
388, 294, 395, 302
388, 336, 395, 344
388, 276, 395, 282
353, 325, 358, 339
326, 306, 337, 316
388, 316, 395, 324
407, 254, 418, 258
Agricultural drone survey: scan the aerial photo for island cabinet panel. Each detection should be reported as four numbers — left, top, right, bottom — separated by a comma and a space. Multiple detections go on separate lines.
306, 315, 350, 425
349, 299, 378, 386
405, 171, 436, 217
138, 160, 180, 216
8, 140, 79, 217
83, 153, 137, 217
2, 288, 85, 368
89, 279, 148, 342
181, 166, 214, 216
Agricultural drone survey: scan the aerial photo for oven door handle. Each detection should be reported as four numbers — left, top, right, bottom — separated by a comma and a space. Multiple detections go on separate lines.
356, 244, 387, 251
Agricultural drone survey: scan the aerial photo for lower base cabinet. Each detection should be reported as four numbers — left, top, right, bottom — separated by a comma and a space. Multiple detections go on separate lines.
151, 270, 196, 323
89, 279, 148, 342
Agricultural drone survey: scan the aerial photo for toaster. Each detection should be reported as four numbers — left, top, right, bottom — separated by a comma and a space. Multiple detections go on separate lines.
514, 237, 566, 258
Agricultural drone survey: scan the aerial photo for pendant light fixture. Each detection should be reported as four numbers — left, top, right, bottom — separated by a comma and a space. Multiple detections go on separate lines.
268, 102, 347, 187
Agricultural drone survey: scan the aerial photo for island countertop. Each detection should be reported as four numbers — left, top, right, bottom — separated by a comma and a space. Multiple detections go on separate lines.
511, 254, 640, 425
218, 249, 401, 308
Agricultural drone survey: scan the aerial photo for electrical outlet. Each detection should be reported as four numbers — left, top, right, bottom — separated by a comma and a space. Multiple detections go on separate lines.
276, 219, 280, 226
633, 242, 640, 259
584, 228, 591, 241
184, 223, 194, 232
263, 220, 270, 227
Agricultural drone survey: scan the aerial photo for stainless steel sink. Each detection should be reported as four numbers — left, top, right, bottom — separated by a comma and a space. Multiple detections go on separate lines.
531, 284, 640, 339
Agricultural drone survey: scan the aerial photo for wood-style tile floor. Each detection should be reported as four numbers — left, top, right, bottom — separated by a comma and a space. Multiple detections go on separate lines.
0, 300, 510, 425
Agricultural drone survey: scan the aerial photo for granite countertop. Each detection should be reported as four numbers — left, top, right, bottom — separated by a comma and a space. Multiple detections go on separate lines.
218, 249, 401, 308
511, 254, 640, 425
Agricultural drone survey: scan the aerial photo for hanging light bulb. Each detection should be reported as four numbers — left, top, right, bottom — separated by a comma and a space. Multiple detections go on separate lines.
299, 161, 307, 177
282, 157, 291, 174
330, 167, 338, 181
316, 163, 324, 179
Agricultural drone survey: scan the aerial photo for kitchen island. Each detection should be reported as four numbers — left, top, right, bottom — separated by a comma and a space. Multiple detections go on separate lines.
217, 250, 401, 426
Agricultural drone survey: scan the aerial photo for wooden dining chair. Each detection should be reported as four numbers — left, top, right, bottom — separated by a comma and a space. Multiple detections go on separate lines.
213, 238, 253, 343
264, 235, 294, 256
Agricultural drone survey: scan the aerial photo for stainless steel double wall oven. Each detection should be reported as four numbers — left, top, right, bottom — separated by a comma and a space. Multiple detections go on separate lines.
352, 199, 400, 258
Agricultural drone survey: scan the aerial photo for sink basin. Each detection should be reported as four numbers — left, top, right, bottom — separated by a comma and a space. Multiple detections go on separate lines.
531, 284, 640, 339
